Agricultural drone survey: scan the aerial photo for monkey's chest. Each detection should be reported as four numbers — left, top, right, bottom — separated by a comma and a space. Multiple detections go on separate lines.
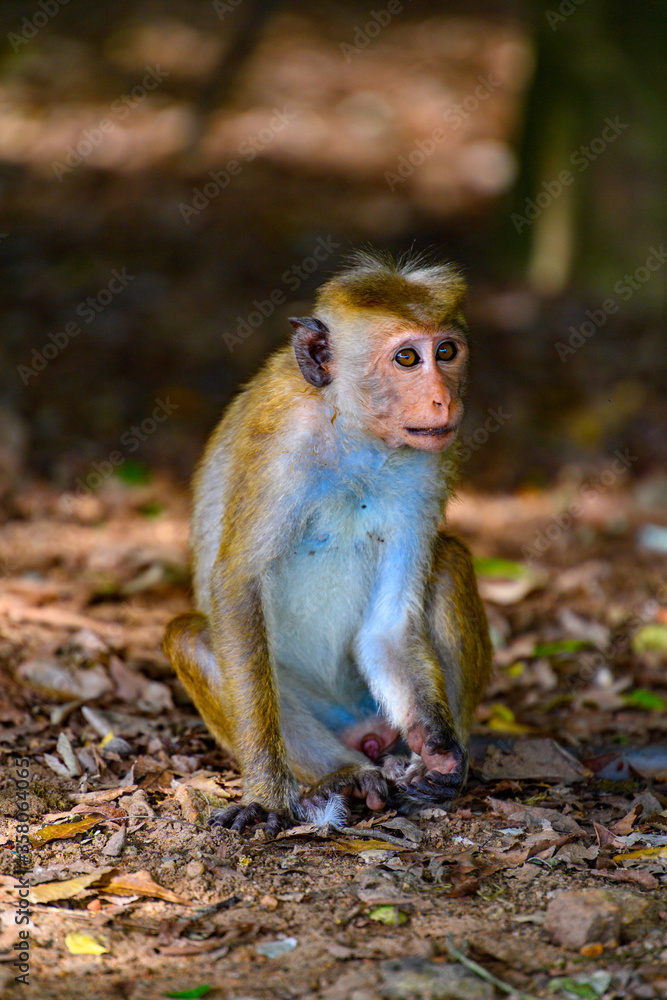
264, 497, 394, 681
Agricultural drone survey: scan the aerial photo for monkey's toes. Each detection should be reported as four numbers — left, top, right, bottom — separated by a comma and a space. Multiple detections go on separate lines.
208, 802, 289, 835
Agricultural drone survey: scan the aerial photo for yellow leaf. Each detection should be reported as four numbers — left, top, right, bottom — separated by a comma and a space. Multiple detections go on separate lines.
30, 815, 103, 847
65, 932, 108, 955
487, 718, 533, 734
613, 846, 667, 861
99, 731, 115, 748
486, 704, 533, 735
29, 868, 115, 904
369, 905, 408, 925
333, 839, 413, 853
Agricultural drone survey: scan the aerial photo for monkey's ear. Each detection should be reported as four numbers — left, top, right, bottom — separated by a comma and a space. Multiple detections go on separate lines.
289, 317, 332, 388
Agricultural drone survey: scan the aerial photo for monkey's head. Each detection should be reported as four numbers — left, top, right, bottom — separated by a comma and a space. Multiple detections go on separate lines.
290, 251, 469, 453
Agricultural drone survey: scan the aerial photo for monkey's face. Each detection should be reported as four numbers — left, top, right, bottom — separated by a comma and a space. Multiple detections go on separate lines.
362, 325, 468, 452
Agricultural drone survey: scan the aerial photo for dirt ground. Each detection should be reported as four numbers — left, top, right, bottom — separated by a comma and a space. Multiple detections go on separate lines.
0, 473, 666, 999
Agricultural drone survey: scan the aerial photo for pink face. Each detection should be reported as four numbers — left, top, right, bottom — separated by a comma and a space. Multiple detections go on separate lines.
363, 325, 468, 452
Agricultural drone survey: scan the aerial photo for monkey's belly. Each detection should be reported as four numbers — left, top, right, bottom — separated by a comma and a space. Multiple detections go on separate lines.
264, 525, 378, 711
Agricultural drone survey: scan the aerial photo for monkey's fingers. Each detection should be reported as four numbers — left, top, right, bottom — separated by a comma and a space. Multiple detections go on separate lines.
208, 801, 277, 833
410, 768, 462, 799
265, 811, 289, 838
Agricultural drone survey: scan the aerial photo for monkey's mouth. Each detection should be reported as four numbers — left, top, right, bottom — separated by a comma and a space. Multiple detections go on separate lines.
404, 424, 458, 437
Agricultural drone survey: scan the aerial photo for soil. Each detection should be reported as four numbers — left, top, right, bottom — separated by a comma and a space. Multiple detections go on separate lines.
0, 474, 666, 999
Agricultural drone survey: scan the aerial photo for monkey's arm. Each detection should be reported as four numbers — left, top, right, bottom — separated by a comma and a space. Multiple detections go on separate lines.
355, 537, 469, 798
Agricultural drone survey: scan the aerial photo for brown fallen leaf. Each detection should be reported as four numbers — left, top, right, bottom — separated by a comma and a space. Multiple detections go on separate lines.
30, 814, 104, 847
333, 839, 413, 853
178, 772, 232, 802
71, 786, 137, 804
593, 822, 626, 849
103, 869, 194, 904
610, 803, 642, 836
592, 868, 659, 890
29, 868, 116, 904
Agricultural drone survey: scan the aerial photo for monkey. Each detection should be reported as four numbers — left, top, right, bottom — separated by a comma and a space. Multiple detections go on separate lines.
164, 250, 492, 835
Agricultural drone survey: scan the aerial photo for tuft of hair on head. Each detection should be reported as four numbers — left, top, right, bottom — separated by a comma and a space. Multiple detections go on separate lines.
314, 247, 467, 329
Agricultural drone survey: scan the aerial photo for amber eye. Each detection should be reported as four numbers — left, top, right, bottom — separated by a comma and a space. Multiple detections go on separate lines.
394, 347, 420, 367
435, 340, 458, 363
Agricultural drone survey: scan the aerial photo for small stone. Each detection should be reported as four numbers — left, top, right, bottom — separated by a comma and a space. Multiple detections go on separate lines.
545, 890, 620, 948
255, 937, 297, 958
380, 959, 494, 999
185, 859, 205, 878
260, 894, 278, 909
102, 826, 126, 857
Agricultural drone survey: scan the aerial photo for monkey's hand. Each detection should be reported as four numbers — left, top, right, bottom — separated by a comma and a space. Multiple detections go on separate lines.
390, 725, 469, 811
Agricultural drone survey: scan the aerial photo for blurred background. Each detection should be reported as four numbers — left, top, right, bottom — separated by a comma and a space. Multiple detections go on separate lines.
0, 0, 665, 496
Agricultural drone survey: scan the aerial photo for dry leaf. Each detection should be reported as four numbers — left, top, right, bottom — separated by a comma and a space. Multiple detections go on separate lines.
179, 773, 232, 801
71, 786, 137, 804
333, 839, 412, 853
613, 845, 667, 861
30, 814, 104, 847
103, 869, 193, 904
65, 932, 108, 955
29, 868, 115, 904
610, 804, 642, 835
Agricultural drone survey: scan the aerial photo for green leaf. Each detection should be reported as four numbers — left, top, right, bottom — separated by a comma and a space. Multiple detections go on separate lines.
164, 987, 211, 999
632, 624, 667, 654
533, 639, 590, 657
622, 689, 667, 711
474, 557, 528, 579
549, 979, 598, 1000
369, 906, 407, 926
114, 459, 151, 485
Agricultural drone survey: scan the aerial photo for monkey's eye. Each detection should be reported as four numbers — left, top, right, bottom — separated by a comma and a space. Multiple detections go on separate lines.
394, 347, 421, 367
435, 340, 458, 363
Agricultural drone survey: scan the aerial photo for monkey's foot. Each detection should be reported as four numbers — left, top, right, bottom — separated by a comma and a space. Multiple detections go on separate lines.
390, 727, 469, 811
304, 764, 389, 821
208, 802, 289, 837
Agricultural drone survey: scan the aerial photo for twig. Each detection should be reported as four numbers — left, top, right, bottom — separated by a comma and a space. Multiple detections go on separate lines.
340, 826, 414, 848
445, 936, 541, 1000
